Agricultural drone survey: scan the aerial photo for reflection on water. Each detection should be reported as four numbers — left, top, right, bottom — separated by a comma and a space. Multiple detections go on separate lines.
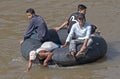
0, 0, 120, 79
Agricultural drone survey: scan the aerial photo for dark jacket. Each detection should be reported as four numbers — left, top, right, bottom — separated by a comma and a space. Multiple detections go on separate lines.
24, 15, 49, 42
68, 12, 86, 33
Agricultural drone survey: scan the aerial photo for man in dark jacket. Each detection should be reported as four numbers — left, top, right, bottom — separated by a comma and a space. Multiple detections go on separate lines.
20, 8, 49, 44
54, 4, 87, 32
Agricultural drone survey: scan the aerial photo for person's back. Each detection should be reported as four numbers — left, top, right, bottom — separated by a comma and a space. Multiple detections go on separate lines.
27, 41, 58, 72
67, 12, 85, 33
23, 8, 49, 43
28, 15, 49, 42
54, 4, 87, 31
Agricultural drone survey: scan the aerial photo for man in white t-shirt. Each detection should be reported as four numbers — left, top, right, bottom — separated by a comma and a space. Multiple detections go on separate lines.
27, 41, 59, 72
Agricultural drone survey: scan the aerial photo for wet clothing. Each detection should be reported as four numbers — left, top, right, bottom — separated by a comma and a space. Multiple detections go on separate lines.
24, 15, 49, 42
67, 12, 86, 33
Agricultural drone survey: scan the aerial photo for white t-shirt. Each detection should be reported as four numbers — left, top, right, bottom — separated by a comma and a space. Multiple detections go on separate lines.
66, 22, 91, 42
36, 41, 59, 53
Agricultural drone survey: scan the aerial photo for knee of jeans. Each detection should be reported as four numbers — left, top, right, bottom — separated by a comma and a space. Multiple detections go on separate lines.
87, 38, 93, 46
71, 40, 75, 44
89, 38, 93, 43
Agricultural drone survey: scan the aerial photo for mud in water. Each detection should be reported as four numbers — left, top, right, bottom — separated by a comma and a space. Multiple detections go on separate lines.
0, 0, 120, 79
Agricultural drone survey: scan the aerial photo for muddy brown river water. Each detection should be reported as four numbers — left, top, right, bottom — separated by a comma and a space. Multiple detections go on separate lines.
0, 0, 120, 79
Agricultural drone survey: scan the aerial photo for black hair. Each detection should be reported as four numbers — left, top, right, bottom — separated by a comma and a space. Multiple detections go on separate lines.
91, 25, 97, 34
78, 4, 87, 11
77, 13, 85, 21
26, 8, 35, 14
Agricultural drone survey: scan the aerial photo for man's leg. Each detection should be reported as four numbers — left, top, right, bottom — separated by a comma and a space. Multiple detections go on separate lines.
87, 38, 93, 47
69, 39, 83, 57
76, 38, 93, 57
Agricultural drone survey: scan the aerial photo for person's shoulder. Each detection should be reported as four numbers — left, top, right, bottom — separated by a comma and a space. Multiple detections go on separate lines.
34, 15, 45, 22
72, 22, 79, 27
68, 12, 79, 21
32, 15, 42, 19
37, 15, 43, 19
70, 12, 79, 16
85, 22, 91, 28
31, 15, 38, 21
30, 17, 36, 23
85, 22, 91, 26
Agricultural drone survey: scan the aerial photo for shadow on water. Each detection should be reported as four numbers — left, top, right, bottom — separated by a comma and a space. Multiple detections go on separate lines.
89, 41, 120, 64
106, 41, 120, 59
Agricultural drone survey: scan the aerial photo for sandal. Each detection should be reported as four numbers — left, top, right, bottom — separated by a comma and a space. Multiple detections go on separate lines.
75, 48, 88, 57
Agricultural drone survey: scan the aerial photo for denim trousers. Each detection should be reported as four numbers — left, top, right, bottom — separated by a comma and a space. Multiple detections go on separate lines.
69, 38, 93, 53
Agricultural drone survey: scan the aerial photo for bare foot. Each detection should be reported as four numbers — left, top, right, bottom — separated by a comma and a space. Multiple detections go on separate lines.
75, 51, 85, 57
66, 52, 75, 58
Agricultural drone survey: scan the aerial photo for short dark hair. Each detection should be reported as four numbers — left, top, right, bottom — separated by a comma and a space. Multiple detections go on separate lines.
77, 13, 85, 21
78, 4, 87, 11
26, 8, 35, 14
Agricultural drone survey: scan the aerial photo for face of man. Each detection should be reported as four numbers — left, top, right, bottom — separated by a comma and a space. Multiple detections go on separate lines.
79, 9, 86, 14
26, 13, 33, 20
77, 18, 85, 27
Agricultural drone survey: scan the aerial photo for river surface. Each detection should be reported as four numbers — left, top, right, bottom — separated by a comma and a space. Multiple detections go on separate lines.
0, 0, 120, 79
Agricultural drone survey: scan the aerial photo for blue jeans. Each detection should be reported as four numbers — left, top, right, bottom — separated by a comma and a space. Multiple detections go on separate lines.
69, 38, 93, 53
